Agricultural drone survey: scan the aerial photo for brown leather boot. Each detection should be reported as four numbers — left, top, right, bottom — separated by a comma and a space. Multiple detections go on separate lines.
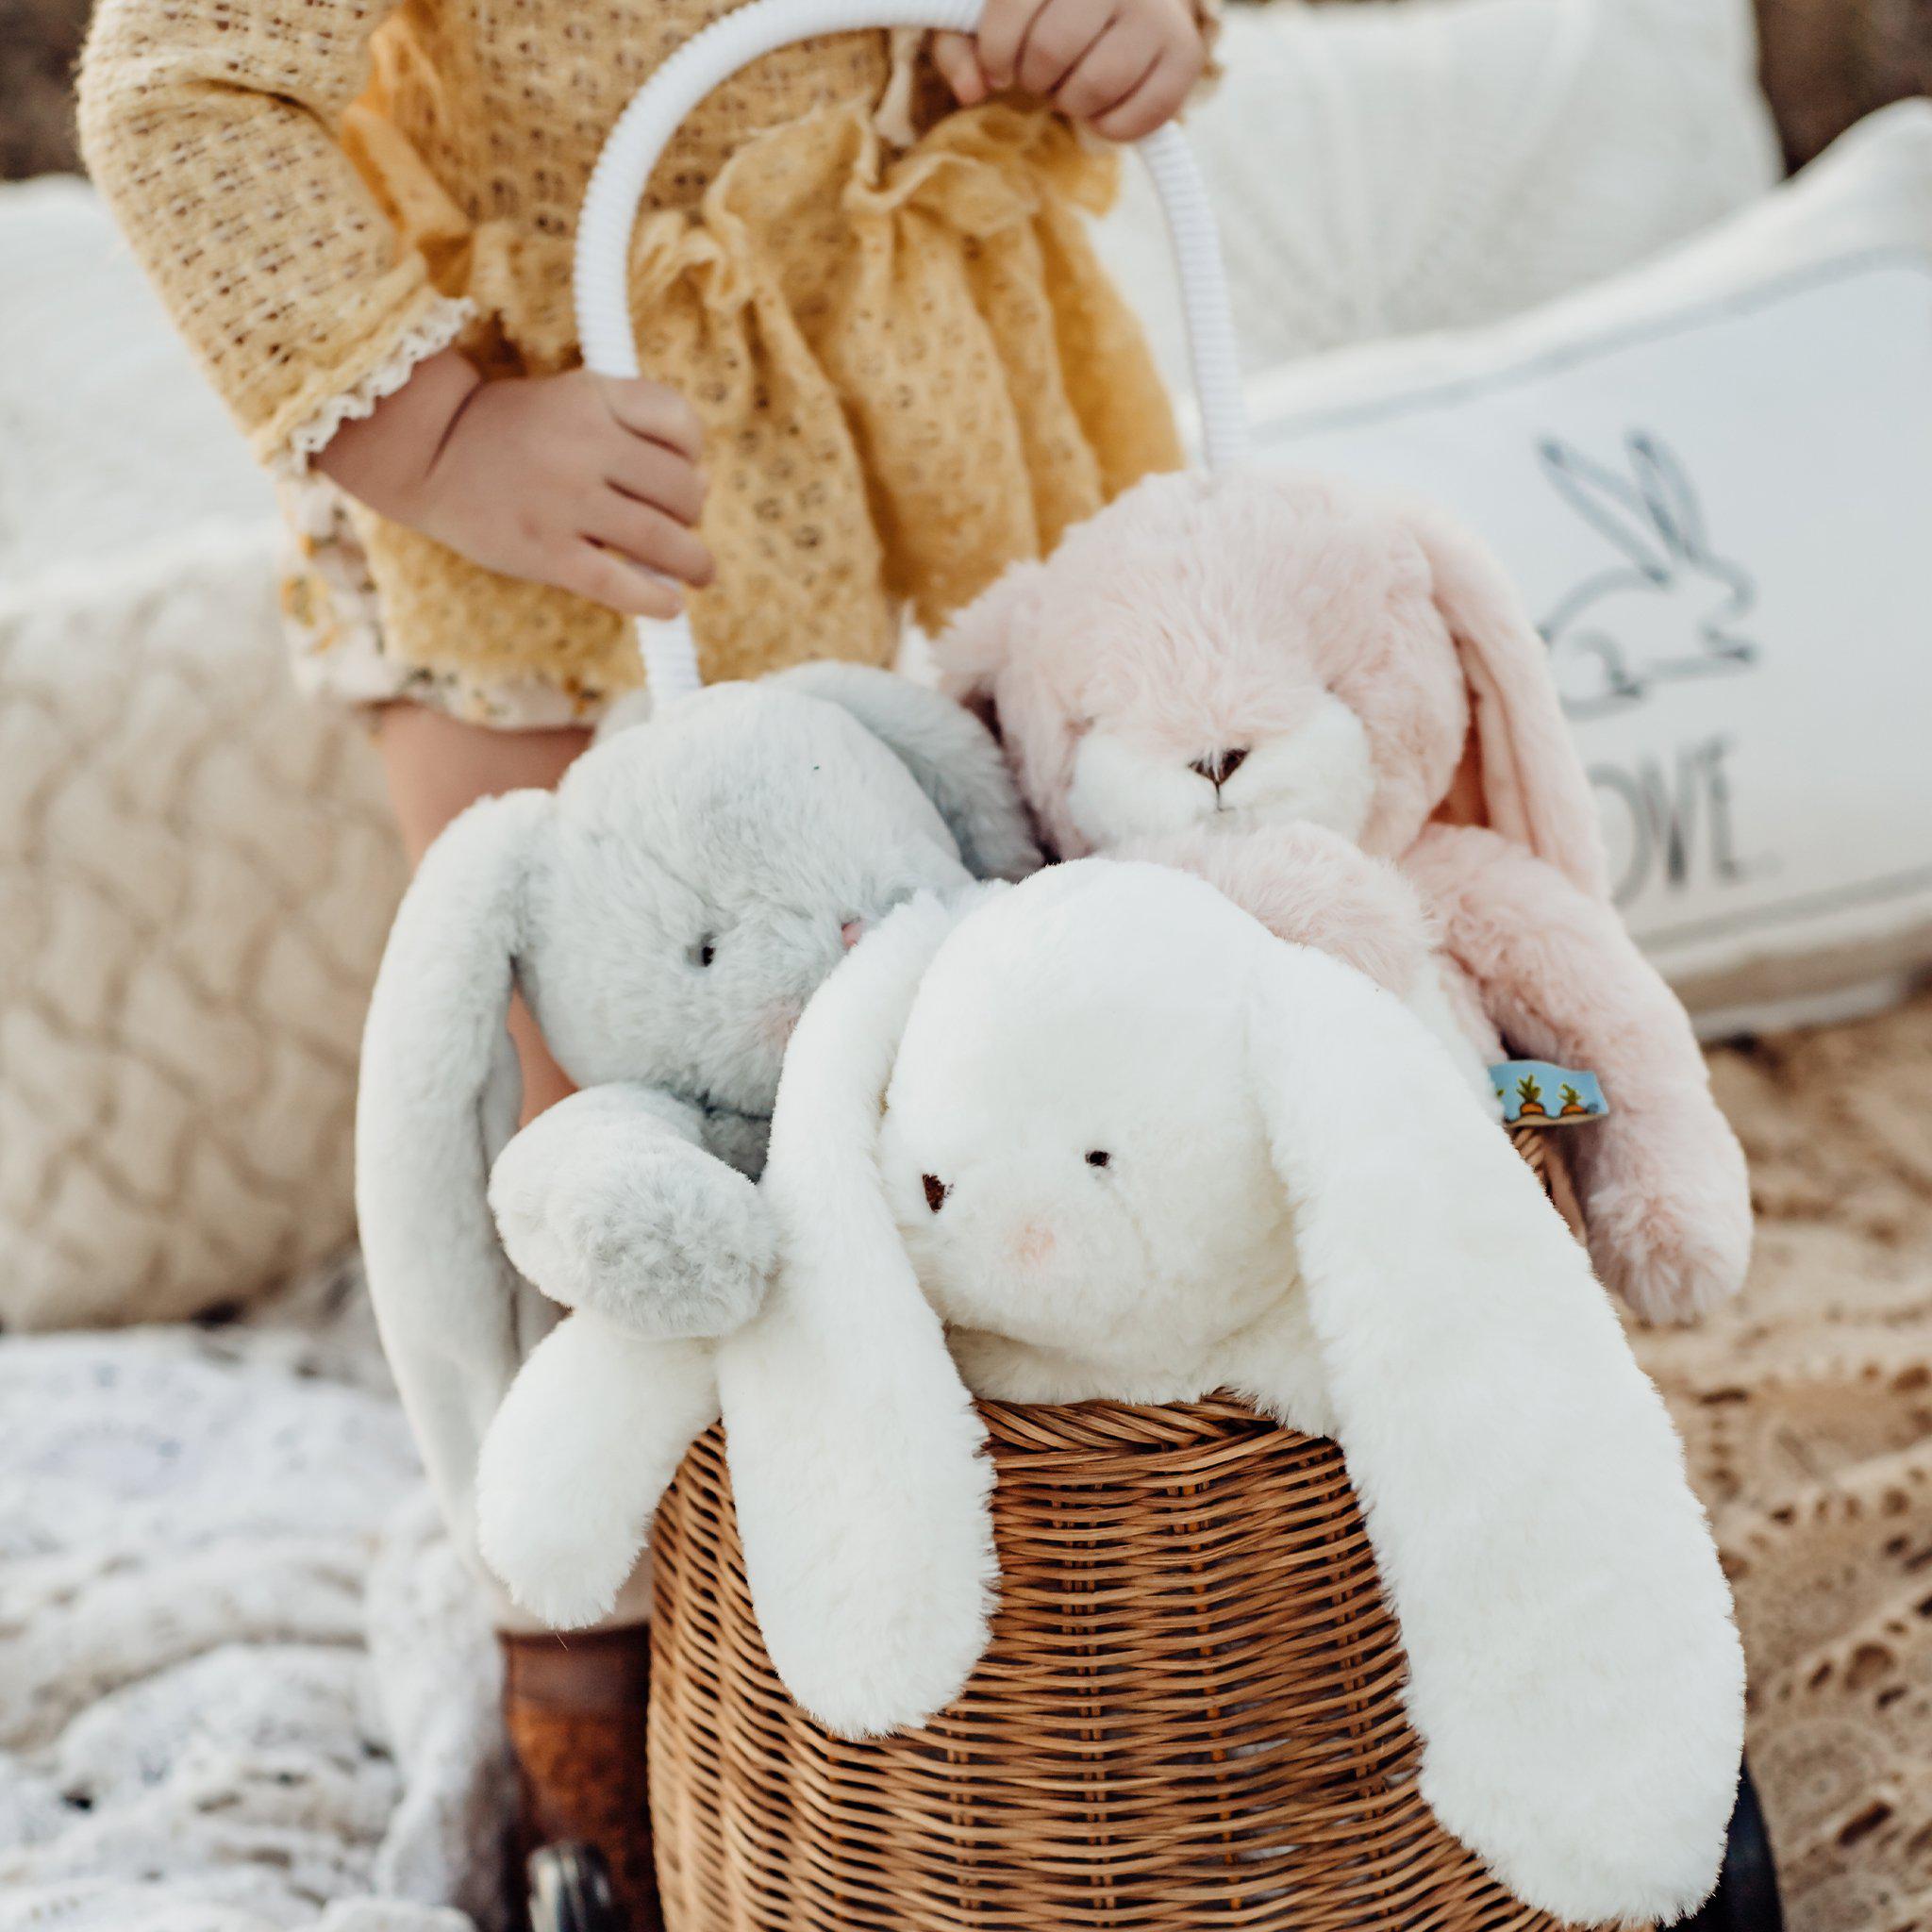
501, 1624, 663, 1932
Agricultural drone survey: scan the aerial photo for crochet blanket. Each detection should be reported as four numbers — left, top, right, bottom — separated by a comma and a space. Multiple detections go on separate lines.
1637, 987, 1932, 1932
0, 1261, 508, 1932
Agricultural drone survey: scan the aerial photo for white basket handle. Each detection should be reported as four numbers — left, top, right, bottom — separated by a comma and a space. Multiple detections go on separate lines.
575, 0, 1248, 701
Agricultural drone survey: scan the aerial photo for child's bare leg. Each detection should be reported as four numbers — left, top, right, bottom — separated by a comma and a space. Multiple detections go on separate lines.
376, 703, 664, 1925
374, 701, 589, 1124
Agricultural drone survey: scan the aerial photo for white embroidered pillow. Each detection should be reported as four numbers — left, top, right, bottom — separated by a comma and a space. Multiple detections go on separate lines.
1241, 104, 1932, 1027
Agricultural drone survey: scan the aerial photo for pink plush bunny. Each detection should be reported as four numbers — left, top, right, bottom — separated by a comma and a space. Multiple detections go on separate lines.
932, 468, 1750, 1322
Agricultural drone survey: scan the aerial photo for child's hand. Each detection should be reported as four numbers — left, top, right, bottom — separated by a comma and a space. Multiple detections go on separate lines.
317, 350, 713, 621
932, 0, 1204, 142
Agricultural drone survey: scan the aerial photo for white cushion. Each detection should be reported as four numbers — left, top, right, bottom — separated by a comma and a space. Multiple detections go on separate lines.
1103, 0, 1782, 386
0, 181, 403, 1330
1241, 103, 1932, 1025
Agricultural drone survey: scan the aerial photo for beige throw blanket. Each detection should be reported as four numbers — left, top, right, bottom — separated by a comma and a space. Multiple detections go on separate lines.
1636, 988, 1932, 1931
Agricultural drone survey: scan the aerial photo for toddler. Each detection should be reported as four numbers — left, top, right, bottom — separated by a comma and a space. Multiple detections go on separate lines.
77, 0, 1207, 1915
81, 0, 1201, 1108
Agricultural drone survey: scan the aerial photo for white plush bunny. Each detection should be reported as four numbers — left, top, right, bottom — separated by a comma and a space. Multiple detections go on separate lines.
716, 859, 1743, 1926
357, 664, 1039, 1615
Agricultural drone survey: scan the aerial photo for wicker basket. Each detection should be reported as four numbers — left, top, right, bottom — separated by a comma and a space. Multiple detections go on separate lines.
647, 1141, 1591, 1931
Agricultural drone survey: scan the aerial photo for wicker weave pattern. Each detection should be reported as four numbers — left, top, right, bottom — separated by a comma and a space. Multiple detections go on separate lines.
648, 1132, 1588, 1932
650, 1403, 1579, 1930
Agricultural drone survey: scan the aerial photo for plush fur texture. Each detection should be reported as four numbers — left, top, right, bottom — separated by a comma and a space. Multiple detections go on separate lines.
935, 467, 1750, 1320
719, 891, 1000, 1740
471, 821, 1479, 1657
1115, 821, 1499, 1108
1407, 824, 1754, 1323
475, 1319, 721, 1631
357, 666, 1039, 1607
1119, 822, 1435, 1000
757, 859, 1743, 1924
487, 1085, 774, 1337
475, 892, 1000, 1704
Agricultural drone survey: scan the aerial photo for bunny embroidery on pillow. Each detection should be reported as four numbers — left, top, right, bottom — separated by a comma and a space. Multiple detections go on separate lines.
355, 663, 1039, 1620
1538, 429, 1758, 720
933, 467, 1752, 1321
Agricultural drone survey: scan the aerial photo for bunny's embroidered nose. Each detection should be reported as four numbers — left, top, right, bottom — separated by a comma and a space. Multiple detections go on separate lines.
841, 919, 865, 950
922, 1174, 951, 1213
1190, 747, 1250, 787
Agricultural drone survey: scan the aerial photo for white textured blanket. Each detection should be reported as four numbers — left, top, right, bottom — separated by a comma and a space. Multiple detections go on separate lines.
0, 1262, 508, 1931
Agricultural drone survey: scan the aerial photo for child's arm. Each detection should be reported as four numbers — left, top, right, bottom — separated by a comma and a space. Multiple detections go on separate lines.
317, 351, 712, 620
77, 0, 467, 486
76, 0, 711, 616
932, 0, 1208, 142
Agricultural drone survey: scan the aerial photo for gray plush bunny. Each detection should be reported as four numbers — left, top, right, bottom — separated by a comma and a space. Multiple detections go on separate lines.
355, 664, 1041, 1611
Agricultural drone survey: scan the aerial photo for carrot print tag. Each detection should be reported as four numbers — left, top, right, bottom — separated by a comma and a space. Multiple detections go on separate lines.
1490, 1061, 1608, 1126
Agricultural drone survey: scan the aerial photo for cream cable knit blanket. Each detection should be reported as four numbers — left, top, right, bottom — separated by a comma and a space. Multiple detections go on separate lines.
0, 179, 404, 1334
0, 1261, 508, 1932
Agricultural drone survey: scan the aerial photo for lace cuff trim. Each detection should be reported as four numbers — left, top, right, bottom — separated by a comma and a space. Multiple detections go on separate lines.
272, 291, 476, 479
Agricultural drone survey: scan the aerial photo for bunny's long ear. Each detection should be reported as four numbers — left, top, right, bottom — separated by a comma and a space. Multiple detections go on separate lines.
1408, 504, 1610, 899
357, 789, 559, 1580
924, 558, 1045, 717
1240, 944, 1742, 1927
774, 661, 1041, 881
926, 562, 1092, 859
718, 890, 999, 1740
1539, 437, 1677, 579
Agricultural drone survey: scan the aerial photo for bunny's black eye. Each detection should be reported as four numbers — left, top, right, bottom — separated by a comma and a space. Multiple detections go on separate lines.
922, 1174, 951, 1213
690, 936, 717, 969
1085, 1150, 1111, 1169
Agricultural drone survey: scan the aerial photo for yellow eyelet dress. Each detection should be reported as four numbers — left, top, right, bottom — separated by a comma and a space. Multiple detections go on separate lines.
77, 0, 1186, 724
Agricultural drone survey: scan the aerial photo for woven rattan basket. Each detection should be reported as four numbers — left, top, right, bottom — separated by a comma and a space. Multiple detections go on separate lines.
645, 1138, 1591, 1932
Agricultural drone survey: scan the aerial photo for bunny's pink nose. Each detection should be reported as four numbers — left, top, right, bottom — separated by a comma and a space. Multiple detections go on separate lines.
841, 919, 865, 950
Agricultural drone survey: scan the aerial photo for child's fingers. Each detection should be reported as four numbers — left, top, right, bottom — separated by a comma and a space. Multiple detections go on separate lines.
1015, 0, 1115, 98
582, 494, 716, 588
597, 375, 705, 460
931, 30, 987, 103
1055, 21, 1158, 122
608, 443, 708, 527
1091, 42, 1196, 140
974, 0, 1038, 90
565, 541, 688, 621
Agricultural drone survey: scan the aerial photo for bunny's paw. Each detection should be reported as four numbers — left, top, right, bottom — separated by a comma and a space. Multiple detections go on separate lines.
1119, 822, 1435, 997
491, 1115, 775, 1339
475, 1320, 653, 1628
1579, 1107, 1753, 1324
477, 1425, 644, 1631
476, 1319, 719, 1628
